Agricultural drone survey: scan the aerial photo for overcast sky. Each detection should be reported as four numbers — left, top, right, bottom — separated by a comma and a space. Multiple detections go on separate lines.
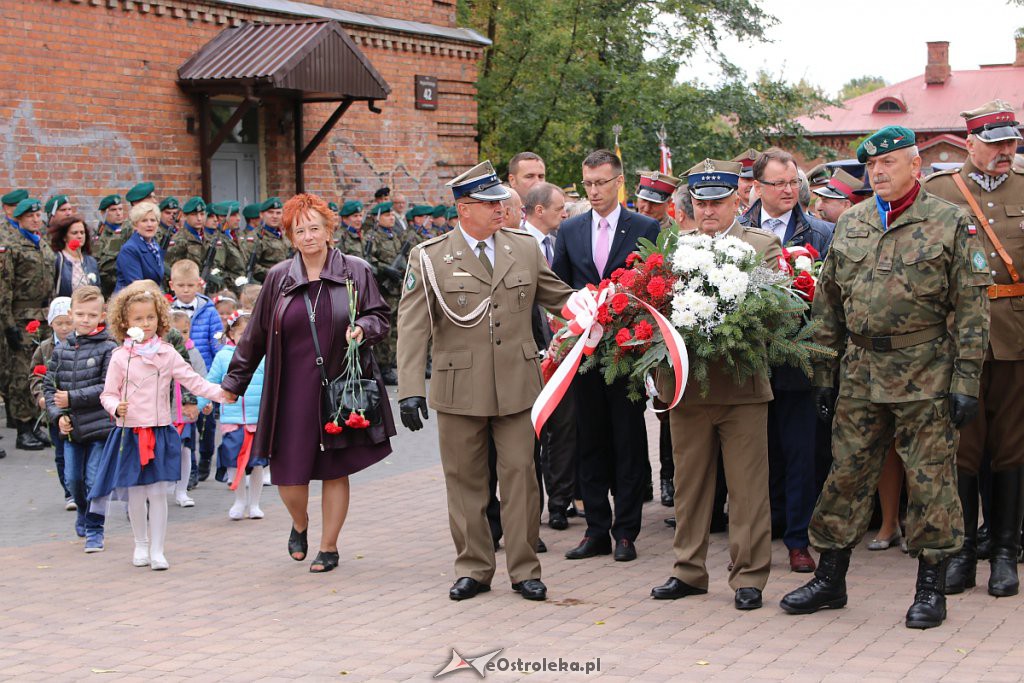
677, 0, 1024, 96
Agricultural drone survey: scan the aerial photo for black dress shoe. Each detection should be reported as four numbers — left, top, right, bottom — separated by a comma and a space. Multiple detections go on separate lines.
548, 510, 569, 530
450, 577, 490, 601
565, 536, 611, 559
735, 587, 763, 610
565, 504, 579, 518
660, 479, 674, 507
536, 538, 547, 553
512, 579, 547, 601
664, 517, 676, 528
32, 425, 52, 447
651, 577, 707, 600
614, 539, 637, 562
382, 367, 399, 386
643, 482, 654, 502
15, 424, 46, 451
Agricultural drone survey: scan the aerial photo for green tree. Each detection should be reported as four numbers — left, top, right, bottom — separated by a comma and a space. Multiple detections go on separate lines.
458, 0, 833, 186
839, 76, 887, 101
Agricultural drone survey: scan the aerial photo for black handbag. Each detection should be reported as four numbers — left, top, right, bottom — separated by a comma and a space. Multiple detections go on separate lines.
303, 286, 383, 428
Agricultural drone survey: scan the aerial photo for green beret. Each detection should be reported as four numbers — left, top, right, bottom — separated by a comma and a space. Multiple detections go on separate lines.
207, 202, 226, 217
340, 200, 363, 217
432, 204, 447, 218
408, 204, 433, 219
857, 126, 917, 163
98, 194, 122, 211
242, 203, 261, 220
373, 201, 393, 215
328, 202, 339, 213
13, 198, 42, 218
126, 181, 155, 203
260, 197, 283, 212
159, 196, 180, 211
2, 189, 29, 206
445, 206, 459, 220
222, 201, 240, 217
182, 196, 207, 214
45, 194, 70, 215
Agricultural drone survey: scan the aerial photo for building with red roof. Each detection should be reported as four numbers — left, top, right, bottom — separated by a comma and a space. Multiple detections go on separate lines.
796, 39, 1024, 166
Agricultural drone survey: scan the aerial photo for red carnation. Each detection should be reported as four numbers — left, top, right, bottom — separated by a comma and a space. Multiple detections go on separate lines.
345, 411, 371, 429
793, 272, 816, 301
646, 276, 668, 298
541, 356, 556, 383
610, 268, 625, 282
324, 421, 344, 435
610, 292, 629, 314
618, 269, 638, 288
626, 253, 639, 267
164, 293, 175, 303
598, 278, 612, 292
644, 253, 664, 273
596, 304, 612, 326
32, 364, 47, 376
781, 247, 790, 260
67, 238, 82, 251
615, 327, 632, 347
806, 244, 820, 260
25, 320, 40, 334
633, 320, 654, 341
549, 317, 565, 334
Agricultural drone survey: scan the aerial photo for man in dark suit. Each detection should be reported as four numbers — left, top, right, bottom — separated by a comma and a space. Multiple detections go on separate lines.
552, 149, 661, 562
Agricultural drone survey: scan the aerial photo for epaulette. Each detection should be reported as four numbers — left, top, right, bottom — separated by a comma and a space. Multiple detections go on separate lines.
1011, 165, 1024, 175
500, 226, 533, 237
417, 232, 450, 249
743, 225, 777, 239
923, 167, 959, 181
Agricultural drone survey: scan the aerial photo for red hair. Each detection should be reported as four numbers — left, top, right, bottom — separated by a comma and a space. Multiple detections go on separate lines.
281, 193, 338, 242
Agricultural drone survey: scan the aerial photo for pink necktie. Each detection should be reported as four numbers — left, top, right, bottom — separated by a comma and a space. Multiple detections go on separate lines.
594, 218, 610, 277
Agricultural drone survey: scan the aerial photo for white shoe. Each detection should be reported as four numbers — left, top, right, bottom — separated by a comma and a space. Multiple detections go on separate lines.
228, 502, 246, 520
65, 497, 77, 511
150, 554, 169, 570
262, 471, 271, 486
133, 543, 150, 567
175, 495, 195, 508
247, 505, 264, 519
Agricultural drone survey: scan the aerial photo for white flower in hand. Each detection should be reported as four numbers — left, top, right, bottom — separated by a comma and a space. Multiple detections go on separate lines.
211, 268, 221, 276
795, 255, 814, 273
126, 327, 145, 343
234, 276, 248, 287
87, 272, 97, 283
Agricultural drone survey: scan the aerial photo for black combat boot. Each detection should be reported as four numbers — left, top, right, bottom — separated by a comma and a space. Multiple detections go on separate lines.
780, 548, 850, 614
32, 424, 52, 447
945, 470, 978, 594
197, 455, 212, 482
988, 467, 1024, 597
15, 421, 46, 451
906, 557, 947, 629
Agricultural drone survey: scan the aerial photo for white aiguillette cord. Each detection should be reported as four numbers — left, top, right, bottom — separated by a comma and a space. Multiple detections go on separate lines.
419, 248, 491, 329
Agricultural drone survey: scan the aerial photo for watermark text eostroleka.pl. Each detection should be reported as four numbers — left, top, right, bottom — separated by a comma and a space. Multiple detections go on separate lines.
435, 648, 601, 678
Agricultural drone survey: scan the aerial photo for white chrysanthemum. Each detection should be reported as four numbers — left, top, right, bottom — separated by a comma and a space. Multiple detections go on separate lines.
795, 255, 813, 272
670, 303, 698, 329
672, 244, 716, 273
713, 235, 755, 259
706, 263, 749, 301
674, 289, 718, 322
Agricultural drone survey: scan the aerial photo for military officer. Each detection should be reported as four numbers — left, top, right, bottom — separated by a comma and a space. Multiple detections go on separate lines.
239, 203, 262, 273
0, 198, 54, 450
431, 204, 448, 233
397, 161, 574, 602
94, 194, 128, 297
780, 126, 992, 630
158, 196, 180, 251
924, 100, 1024, 598
445, 205, 459, 232
123, 181, 156, 231
45, 194, 75, 226
215, 201, 247, 290
732, 149, 760, 214
805, 163, 832, 191
366, 202, 406, 384
406, 204, 435, 241
336, 200, 365, 257
634, 170, 682, 232
1, 189, 29, 230
812, 168, 867, 224
650, 160, 782, 611
251, 197, 290, 283
164, 196, 208, 278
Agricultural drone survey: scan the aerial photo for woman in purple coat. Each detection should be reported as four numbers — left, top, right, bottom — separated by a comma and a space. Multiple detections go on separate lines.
221, 194, 395, 573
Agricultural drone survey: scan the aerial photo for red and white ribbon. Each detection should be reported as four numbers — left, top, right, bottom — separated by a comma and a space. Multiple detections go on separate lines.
632, 296, 687, 414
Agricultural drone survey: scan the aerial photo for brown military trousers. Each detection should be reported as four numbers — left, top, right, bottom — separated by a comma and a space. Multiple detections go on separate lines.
437, 409, 541, 585
957, 359, 1024, 475
810, 396, 964, 563
669, 402, 772, 591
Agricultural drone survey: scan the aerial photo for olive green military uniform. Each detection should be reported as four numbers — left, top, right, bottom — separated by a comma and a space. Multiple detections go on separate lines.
661, 223, 782, 592
164, 226, 208, 277
250, 227, 290, 283
208, 230, 246, 292
367, 223, 407, 368
0, 228, 54, 422
658, 215, 679, 232
397, 227, 574, 585
336, 224, 366, 259
809, 188, 992, 563
93, 223, 129, 297
924, 161, 1024, 474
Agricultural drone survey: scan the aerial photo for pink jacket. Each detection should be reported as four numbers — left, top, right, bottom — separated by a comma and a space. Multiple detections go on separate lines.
101, 340, 223, 428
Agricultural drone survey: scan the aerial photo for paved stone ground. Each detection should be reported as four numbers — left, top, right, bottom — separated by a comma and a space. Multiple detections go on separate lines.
2, 391, 1023, 682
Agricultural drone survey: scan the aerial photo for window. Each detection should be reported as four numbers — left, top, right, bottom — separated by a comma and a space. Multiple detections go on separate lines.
874, 98, 905, 113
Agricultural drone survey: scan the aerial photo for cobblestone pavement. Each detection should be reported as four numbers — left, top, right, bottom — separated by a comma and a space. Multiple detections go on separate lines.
2, 391, 1023, 681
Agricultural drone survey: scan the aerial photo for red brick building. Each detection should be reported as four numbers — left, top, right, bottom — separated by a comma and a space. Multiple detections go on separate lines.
796, 38, 1024, 167
0, 0, 488, 219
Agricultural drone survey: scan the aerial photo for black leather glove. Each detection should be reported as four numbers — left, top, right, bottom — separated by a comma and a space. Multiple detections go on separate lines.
5, 326, 24, 351
813, 387, 837, 423
380, 265, 403, 282
949, 393, 979, 429
399, 396, 429, 431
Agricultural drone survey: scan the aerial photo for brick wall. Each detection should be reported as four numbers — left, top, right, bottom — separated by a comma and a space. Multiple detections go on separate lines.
0, 0, 481, 221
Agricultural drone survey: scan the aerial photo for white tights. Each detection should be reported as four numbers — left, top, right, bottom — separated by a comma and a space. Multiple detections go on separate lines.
174, 447, 192, 500
128, 483, 169, 565
227, 466, 265, 513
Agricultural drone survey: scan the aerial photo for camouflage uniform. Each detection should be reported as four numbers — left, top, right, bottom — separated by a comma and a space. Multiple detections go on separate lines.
93, 223, 128, 297
809, 188, 992, 563
336, 224, 367, 259
0, 226, 54, 422
366, 223, 407, 368
250, 226, 290, 283
658, 214, 679, 232
238, 227, 260, 275
208, 229, 246, 292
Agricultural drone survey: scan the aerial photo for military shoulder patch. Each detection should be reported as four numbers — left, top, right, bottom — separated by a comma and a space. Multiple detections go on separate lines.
406, 270, 417, 291
971, 250, 989, 274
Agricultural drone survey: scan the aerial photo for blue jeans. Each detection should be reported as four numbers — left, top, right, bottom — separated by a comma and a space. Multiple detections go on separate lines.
64, 439, 106, 533
52, 424, 70, 498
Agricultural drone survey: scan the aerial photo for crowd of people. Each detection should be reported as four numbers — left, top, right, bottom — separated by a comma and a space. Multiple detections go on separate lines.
1, 98, 1022, 631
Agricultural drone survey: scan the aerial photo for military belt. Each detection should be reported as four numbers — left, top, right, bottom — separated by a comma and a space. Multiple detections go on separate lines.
848, 323, 946, 352
988, 283, 1024, 300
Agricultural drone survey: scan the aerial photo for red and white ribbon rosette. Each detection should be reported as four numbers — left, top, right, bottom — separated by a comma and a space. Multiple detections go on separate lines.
530, 285, 688, 436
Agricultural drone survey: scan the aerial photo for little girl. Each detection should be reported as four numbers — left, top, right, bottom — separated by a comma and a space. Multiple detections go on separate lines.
199, 310, 268, 520
90, 281, 225, 570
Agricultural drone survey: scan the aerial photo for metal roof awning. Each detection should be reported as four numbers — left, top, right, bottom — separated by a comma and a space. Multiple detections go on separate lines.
178, 20, 391, 102
179, 20, 391, 197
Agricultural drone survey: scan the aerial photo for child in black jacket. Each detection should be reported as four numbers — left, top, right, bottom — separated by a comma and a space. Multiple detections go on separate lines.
44, 286, 117, 552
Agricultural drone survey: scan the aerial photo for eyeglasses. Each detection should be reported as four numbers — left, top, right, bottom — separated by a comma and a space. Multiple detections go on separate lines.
581, 175, 622, 190
759, 179, 800, 190
460, 199, 501, 206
